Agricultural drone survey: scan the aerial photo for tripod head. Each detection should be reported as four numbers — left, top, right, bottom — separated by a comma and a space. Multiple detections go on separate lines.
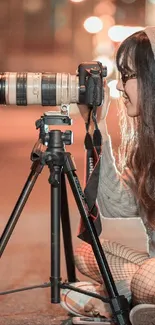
31, 111, 73, 166
36, 111, 73, 144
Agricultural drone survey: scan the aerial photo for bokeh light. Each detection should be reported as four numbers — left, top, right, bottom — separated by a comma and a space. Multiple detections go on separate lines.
108, 80, 120, 99
70, 0, 86, 2
84, 16, 103, 34
148, 0, 155, 4
108, 25, 144, 42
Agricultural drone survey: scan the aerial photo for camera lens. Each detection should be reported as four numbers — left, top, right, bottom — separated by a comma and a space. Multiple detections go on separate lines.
0, 72, 79, 106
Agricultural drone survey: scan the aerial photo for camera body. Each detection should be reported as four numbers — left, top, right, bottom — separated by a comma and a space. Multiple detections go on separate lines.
78, 61, 107, 107
0, 61, 107, 108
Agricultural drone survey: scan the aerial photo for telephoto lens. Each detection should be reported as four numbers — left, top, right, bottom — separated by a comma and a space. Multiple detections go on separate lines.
0, 72, 79, 106
0, 62, 106, 107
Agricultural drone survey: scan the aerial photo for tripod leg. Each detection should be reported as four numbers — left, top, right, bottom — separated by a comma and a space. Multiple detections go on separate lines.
61, 173, 76, 282
67, 170, 118, 295
49, 165, 62, 303
63, 153, 130, 325
0, 160, 43, 257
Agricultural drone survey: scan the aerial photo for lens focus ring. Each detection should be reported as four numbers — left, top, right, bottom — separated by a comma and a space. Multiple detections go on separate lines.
16, 73, 27, 105
42, 74, 56, 106
0, 73, 6, 104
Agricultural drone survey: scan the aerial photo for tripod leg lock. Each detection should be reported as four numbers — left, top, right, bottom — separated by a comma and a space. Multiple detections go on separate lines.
50, 277, 62, 285
48, 172, 60, 186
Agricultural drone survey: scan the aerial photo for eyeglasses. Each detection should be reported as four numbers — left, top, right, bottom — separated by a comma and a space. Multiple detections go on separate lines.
121, 72, 137, 86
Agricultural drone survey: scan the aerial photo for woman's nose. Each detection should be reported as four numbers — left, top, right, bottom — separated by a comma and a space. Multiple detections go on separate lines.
116, 79, 124, 91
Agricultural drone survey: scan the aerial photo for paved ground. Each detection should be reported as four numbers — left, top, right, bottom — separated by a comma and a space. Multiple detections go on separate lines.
0, 104, 119, 325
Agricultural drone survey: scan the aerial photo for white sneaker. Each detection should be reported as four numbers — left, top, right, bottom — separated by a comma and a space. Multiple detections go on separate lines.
129, 304, 155, 325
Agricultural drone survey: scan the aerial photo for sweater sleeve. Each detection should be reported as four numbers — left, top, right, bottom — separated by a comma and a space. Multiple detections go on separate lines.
97, 135, 139, 218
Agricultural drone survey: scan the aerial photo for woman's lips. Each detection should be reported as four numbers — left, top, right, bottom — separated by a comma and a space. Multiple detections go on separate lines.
123, 95, 130, 106
124, 99, 129, 105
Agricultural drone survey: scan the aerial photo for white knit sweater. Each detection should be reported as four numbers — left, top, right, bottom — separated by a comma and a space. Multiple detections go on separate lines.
97, 125, 155, 257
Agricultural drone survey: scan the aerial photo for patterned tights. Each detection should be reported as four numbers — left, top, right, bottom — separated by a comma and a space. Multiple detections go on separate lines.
74, 239, 155, 305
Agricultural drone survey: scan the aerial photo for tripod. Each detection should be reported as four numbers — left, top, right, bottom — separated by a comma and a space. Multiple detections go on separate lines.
0, 112, 131, 325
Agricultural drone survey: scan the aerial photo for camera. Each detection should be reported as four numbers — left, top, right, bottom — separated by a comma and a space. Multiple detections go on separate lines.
0, 61, 107, 108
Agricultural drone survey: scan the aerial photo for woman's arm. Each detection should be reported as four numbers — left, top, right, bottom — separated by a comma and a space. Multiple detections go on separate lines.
97, 121, 139, 218
78, 83, 139, 218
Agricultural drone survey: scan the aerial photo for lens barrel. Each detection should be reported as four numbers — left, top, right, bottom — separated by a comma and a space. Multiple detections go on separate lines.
0, 72, 79, 106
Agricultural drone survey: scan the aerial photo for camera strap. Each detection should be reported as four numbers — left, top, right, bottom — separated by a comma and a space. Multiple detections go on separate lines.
78, 110, 102, 243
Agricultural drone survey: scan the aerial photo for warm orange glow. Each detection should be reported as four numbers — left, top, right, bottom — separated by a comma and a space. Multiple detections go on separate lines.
23, 0, 44, 12
100, 15, 115, 29
93, 41, 115, 57
94, 1, 116, 16
84, 16, 103, 34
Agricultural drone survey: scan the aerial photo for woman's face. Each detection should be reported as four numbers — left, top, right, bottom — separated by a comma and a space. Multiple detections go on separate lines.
116, 73, 139, 117
116, 55, 139, 117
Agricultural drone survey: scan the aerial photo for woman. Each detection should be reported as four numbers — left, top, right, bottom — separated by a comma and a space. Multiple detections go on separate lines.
61, 26, 155, 325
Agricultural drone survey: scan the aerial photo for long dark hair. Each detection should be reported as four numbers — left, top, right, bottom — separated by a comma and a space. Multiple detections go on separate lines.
116, 30, 155, 226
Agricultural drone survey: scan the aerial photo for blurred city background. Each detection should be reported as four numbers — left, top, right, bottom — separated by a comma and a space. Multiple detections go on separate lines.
0, 0, 154, 324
